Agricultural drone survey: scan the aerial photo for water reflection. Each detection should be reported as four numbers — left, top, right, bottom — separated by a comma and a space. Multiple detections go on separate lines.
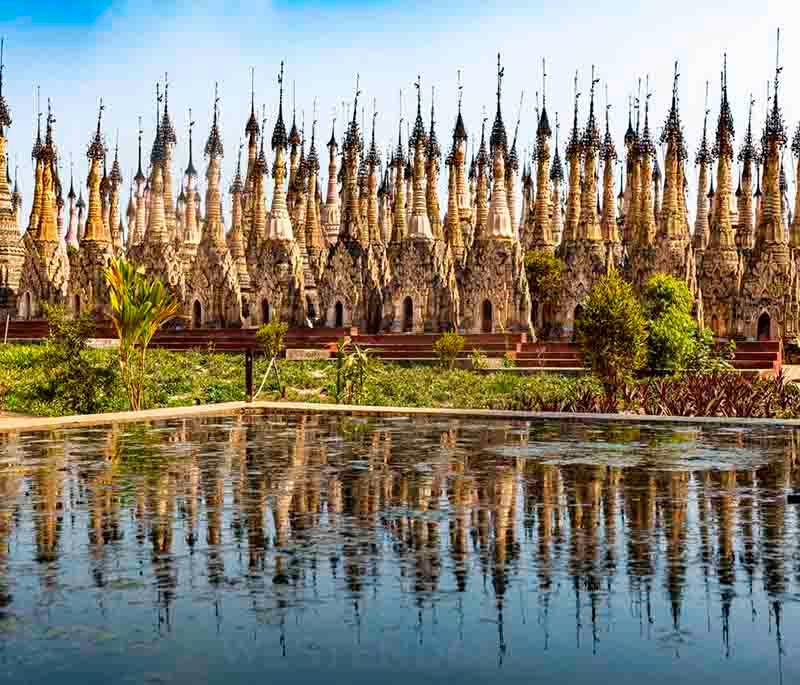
1, 415, 799, 684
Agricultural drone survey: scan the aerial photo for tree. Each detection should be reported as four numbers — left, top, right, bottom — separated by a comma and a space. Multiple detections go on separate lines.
641, 273, 699, 372
525, 250, 564, 337
433, 332, 465, 369
575, 270, 647, 396
255, 321, 289, 398
40, 304, 114, 414
104, 256, 180, 411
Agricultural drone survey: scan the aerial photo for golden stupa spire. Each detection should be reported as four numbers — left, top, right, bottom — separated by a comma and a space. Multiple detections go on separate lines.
563, 72, 581, 243
474, 113, 490, 238
506, 90, 523, 238
426, 88, 443, 240
109, 130, 123, 252
453, 69, 469, 218
549, 111, 564, 245
578, 65, 602, 242
267, 61, 294, 241
408, 75, 433, 240
530, 58, 554, 250
0, 36, 14, 227
366, 102, 382, 242
486, 53, 513, 239
32, 99, 60, 243
391, 106, 406, 242
228, 140, 250, 290
161, 72, 177, 238
183, 108, 199, 246
636, 75, 656, 246
738, 95, 757, 249
757, 30, 787, 246
709, 54, 737, 250
83, 98, 111, 243
693, 82, 712, 251
305, 110, 324, 255
657, 62, 687, 241
203, 82, 226, 245
600, 84, 619, 243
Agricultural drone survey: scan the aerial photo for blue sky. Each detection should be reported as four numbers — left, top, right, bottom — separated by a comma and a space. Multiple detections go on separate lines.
1, 1, 798, 210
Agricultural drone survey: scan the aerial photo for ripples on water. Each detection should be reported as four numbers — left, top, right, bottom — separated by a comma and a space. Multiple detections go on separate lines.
0, 414, 799, 684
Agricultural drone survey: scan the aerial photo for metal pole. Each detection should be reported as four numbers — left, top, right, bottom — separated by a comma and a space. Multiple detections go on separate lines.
245, 348, 254, 402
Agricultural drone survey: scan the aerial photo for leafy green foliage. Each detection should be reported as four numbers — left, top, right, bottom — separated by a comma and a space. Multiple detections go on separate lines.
433, 332, 465, 369
334, 340, 374, 403
575, 270, 648, 394
641, 274, 699, 372
36, 304, 115, 414
256, 321, 289, 360
470, 348, 489, 370
525, 250, 564, 305
104, 256, 180, 410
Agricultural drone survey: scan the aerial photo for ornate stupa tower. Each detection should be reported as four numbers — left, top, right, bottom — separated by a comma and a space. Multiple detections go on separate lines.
383, 77, 456, 333
700, 56, 742, 338
693, 85, 712, 271
559, 68, 611, 337
108, 137, 123, 254
426, 91, 443, 242
459, 55, 530, 334
599, 96, 620, 249
525, 61, 554, 254
740, 32, 797, 340
243, 69, 260, 243
248, 65, 305, 327
18, 100, 70, 317
227, 143, 251, 298
160, 76, 178, 241
64, 168, 79, 249
184, 83, 241, 328
130, 120, 147, 249
321, 118, 340, 244
737, 97, 758, 251
68, 100, 116, 316
128, 87, 185, 305
181, 110, 200, 260
788, 120, 800, 251
653, 64, 695, 290
549, 113, 564, 247
304, 117, 325, 317
0, 39, 25, 316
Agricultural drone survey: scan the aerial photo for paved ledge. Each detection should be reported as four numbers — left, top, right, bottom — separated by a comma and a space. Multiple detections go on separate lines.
2, 400, 800, 434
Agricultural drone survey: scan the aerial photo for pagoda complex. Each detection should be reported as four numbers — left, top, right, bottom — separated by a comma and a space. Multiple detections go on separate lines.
0, 35, 798, 341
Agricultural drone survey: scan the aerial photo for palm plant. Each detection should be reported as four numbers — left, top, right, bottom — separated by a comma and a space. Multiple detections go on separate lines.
104, 256, 179, 411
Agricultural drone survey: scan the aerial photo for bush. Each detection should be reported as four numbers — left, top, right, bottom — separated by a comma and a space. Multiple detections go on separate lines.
433, 332, 465, 369
641, 274, 699, 372
38, 305, 116, 414
256, 321, 289, 360
576, 270, 647, 395
525, 250, 564, 306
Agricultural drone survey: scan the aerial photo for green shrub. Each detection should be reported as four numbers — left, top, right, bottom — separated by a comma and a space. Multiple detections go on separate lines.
470, 348, 488, 370
525, 250, 564, 306
576, 270, 648, 395
641, 274, 698, 372
433, 332, 465, 369
256, 321, 289, 360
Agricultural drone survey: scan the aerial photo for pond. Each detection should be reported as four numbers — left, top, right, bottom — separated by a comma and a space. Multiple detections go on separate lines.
0, 412, 799, 684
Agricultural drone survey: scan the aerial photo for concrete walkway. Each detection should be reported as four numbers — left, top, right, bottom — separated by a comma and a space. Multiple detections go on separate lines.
1, 399, 800, 434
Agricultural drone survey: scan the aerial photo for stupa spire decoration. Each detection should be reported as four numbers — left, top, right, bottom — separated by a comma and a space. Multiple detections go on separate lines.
340, 73, 363, 242
452, 70, 469, 218
637, 76, 656, 246
109, 131, 123, 252
204, 82, 226, 245
64, 162, 78, 248
305, 113, 324, 256
249, 108, 269, 249
408, 75, 433, 240
83, 99, 109, 243
757, 31, 787, 246
563, 72, 582, 243
709, 54, 737, 250
131, 118, 146, 247
486, 54, 513, 239
549, 112, 564, 245
0, 36, 14, 227
268, 61, 294, 241
693, 82, 712, 251
506, 91, 523, 238
529, 58, 553, 250
322, 114, 339, 243
367, 104, 382, 241
658, 62, 687, 241
600, 85, 618, 243
30, 99, 60, 243
391, 110, 407, 242
738, 95, 757, 249
474, 114, 490, 239
228, 141, 250, 290
183, 109, 199, 246
578, 65, 602, 242
426, 88, 443, 240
